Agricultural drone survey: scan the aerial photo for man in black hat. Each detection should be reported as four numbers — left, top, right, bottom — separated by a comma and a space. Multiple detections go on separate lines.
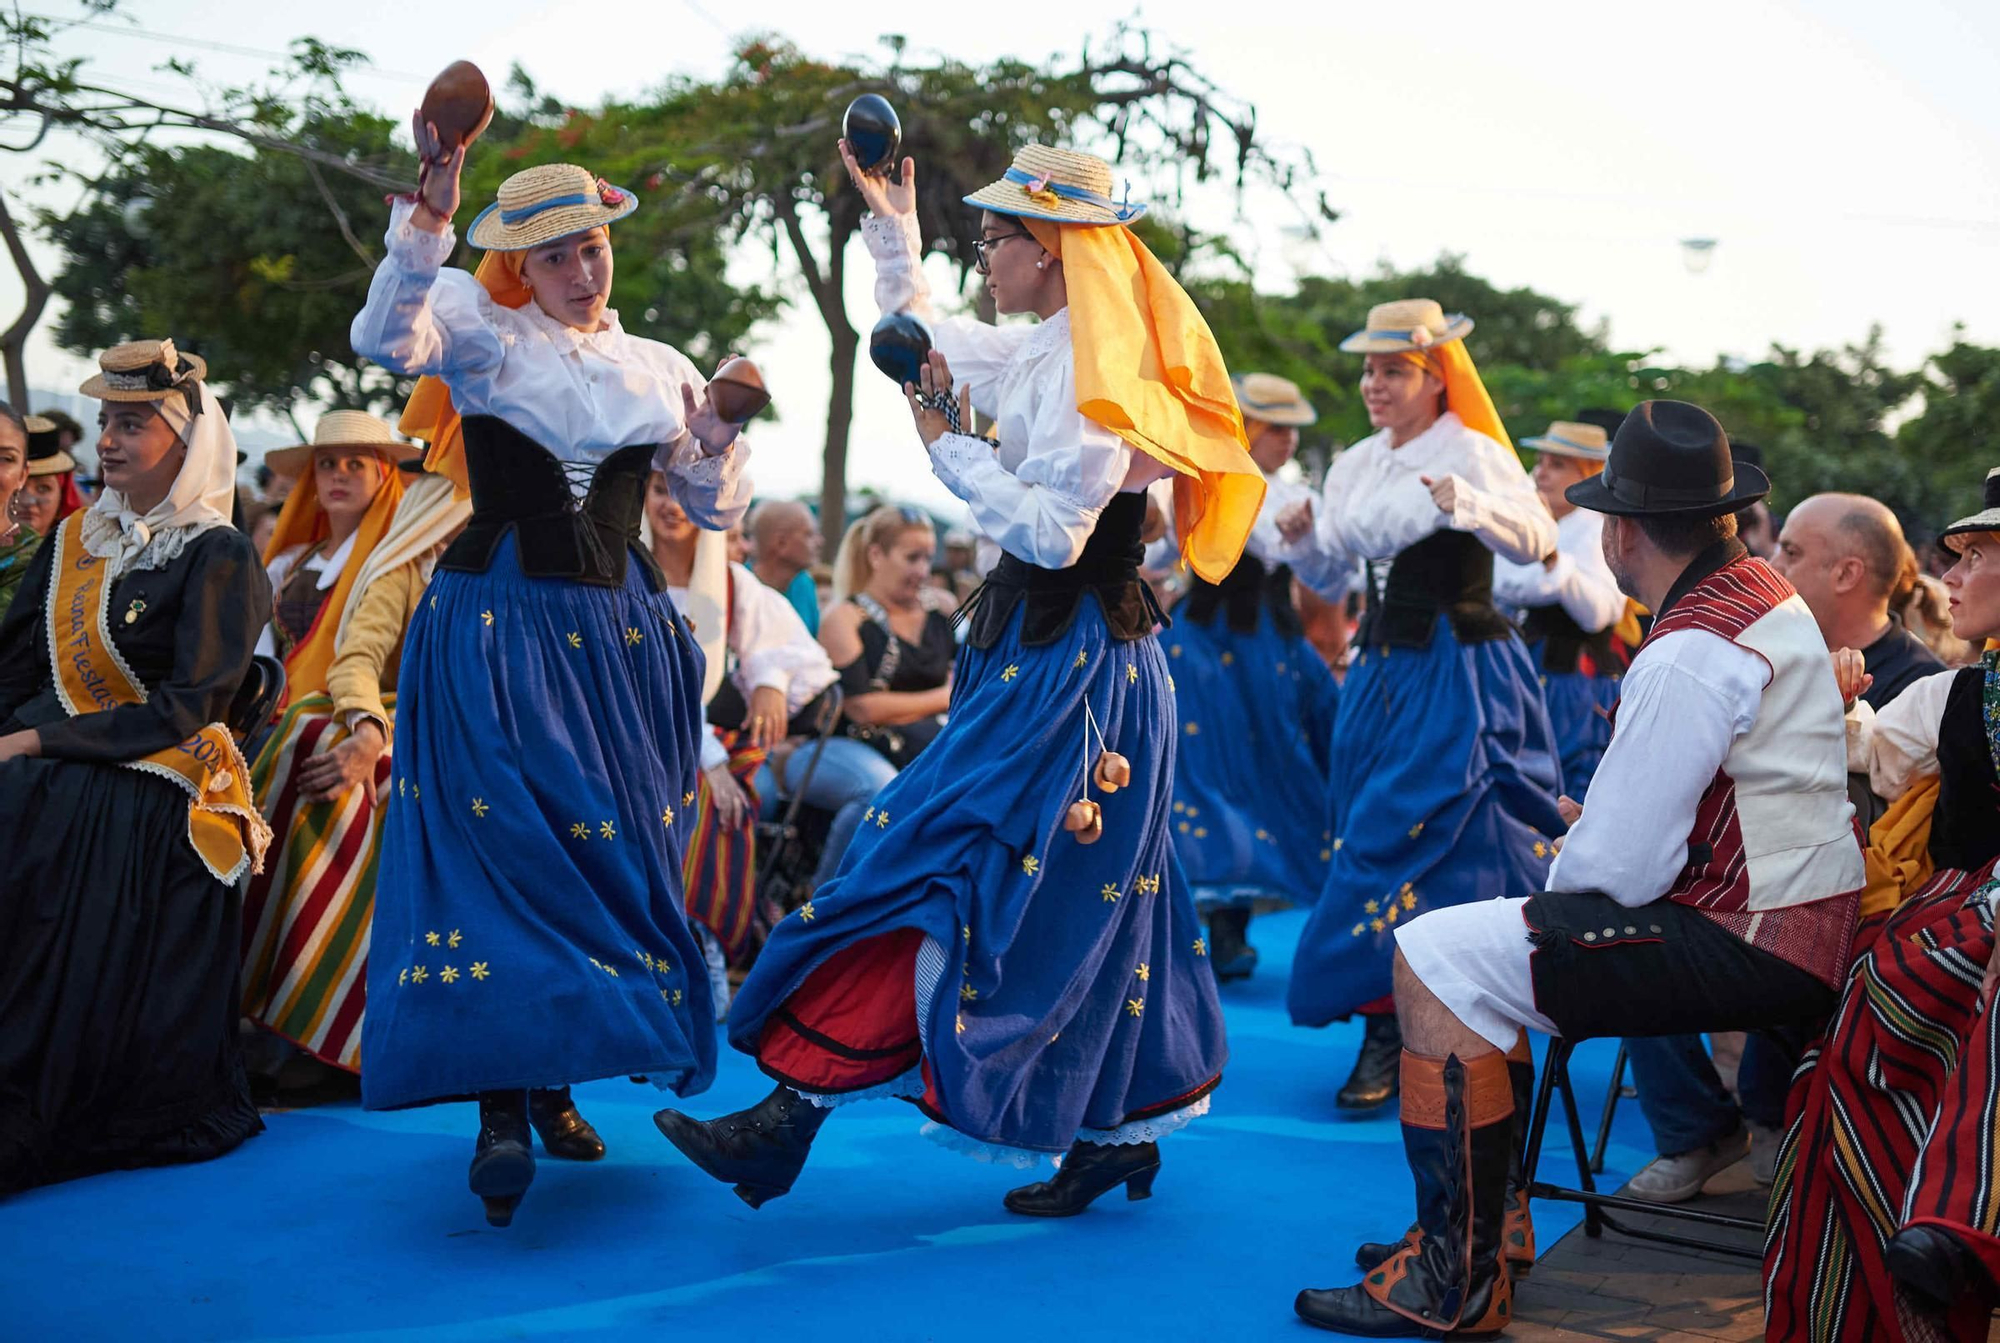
1296, 400, 1865, 1338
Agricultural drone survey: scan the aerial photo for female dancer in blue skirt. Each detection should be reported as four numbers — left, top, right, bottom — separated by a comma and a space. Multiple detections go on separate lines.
1494, 419, 1631, 796
1281, 300, 1565, 1114
1146, 373, 1345, 981
348, 121, 752, 1225
656, 140, 1265, 1215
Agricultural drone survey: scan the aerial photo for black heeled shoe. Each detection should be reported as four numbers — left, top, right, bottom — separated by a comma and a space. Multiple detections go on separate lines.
654, 1083, 830, 1208
1338, 1013, 1402, 1113
1207, 907, 1258, 982
529, 1085, 606, 1161
1886, 1224, 1994, 1315
469, 1090, 535, 1228
1003, 1140, 1160, 1217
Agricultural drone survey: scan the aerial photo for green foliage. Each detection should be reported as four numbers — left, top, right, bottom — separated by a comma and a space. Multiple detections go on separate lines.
1893, 336, 2000, 533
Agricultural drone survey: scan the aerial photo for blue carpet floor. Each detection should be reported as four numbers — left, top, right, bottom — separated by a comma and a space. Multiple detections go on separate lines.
1, 909, 1660, 1341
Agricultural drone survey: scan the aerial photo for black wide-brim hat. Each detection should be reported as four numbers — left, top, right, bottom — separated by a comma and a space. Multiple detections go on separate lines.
1565, 399, 1770, 518
1939, 467, 2000, 553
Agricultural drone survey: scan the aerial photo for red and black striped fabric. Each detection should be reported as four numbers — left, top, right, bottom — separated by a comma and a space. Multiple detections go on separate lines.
1764, 858, 2000, 1341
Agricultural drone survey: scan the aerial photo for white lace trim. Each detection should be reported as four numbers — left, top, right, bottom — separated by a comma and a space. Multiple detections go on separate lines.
1075, 1093, 1212, 1147
919, 1120, 1049, 1169
796, 1067, 925, 1110
79, 510, 226, 581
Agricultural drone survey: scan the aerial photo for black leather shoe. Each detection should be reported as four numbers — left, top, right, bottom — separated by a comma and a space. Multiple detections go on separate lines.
1004, 1140, 1160, 1217
1338, 1013, 1402, 1113
1207, 907, 1258, 982
655, 1084, 830, 1208
469, 1090, 536, 1228
1886, 1224, 1993, 1315
529, 1086, 606, 1161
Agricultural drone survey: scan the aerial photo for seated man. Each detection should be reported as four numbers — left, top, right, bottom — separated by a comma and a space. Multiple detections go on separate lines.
1295, 401, 1865, 1337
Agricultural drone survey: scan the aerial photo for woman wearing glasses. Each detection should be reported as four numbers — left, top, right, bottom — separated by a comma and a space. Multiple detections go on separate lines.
656, 142, 1264, 1216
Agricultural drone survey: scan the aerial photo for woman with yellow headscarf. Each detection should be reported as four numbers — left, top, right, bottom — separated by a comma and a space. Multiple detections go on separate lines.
657, 140, 1262, 1219
1282, 300, 1564, 1137
237, 411, 416, 1093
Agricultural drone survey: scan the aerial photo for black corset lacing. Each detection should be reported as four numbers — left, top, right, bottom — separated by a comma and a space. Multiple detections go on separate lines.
953, 491, 1165, 649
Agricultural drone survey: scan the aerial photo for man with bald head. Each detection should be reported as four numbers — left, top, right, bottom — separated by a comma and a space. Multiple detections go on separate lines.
749, 499, 824, 636
1772, 492, 1941, 710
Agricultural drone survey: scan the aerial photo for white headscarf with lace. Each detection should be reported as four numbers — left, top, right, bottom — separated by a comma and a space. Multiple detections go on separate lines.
79, 382, 238, 579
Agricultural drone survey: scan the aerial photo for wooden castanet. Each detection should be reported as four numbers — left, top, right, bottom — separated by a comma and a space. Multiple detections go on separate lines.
421, 61, 495, 152
706, 356, 771, 425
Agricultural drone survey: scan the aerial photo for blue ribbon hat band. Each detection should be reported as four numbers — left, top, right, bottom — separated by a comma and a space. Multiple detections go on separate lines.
500, 191, 593, 225
979, 167, 1147, 222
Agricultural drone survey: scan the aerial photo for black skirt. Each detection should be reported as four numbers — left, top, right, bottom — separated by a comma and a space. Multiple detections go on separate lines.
0, 757, 263, 1196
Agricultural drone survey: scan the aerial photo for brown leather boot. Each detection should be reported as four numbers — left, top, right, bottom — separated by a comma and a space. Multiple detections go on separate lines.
1297, 1050, 1516, 1336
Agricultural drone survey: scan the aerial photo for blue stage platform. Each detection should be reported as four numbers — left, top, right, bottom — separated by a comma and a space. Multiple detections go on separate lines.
1, 909, 1655, 1341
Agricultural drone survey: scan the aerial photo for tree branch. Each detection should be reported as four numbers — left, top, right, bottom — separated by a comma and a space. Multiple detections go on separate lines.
303, 156, 373, 265
0, 188, 49, 406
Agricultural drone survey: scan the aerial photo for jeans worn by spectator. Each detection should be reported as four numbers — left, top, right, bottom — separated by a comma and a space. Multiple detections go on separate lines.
1625, 1026, 1809, 1156
756, 737, 900, 887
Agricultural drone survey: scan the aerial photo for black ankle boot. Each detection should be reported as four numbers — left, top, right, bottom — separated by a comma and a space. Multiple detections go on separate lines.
529, 1085, 606, 1161
654, 1084, 830, 1208
469, 1090, 535, 1228
1299, 1052, 1515, 1337
1004, 1140, 1160, 1217
1207, 907, 1258, 982
1886, 1224, 1995, 1315
1500, 1051, 1537, 1276
1337, 1013, 1402, 1113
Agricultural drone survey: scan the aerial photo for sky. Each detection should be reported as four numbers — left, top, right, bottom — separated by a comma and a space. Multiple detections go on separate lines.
3, 0, 1996, 511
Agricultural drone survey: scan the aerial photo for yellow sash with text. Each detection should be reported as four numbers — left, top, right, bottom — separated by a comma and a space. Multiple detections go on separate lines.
49, 513, 272, 884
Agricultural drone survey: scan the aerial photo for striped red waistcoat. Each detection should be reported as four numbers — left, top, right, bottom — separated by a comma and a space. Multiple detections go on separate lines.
1628, 556, 1865, 987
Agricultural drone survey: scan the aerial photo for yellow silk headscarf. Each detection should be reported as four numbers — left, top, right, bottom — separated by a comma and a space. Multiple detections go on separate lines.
261, 450, 405, 704
1394, 342, 1511, 451
1021, 218, 1262, 583
396, 249, 533, 495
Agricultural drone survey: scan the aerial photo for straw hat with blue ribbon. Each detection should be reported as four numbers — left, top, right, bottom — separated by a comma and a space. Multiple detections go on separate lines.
465, 163, 637, 252
1338, 298, 1474, 354
963, 145, 1146, 227
1521, 420, 1611, 462
1233, 372, 1317, 428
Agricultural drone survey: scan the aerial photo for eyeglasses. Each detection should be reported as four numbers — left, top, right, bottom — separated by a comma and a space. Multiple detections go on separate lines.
972, 229, 1035, 275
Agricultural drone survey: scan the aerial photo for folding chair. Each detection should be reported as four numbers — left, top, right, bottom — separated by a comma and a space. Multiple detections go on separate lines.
1522, 1036, 1763, 1259
752, 685, 845, 921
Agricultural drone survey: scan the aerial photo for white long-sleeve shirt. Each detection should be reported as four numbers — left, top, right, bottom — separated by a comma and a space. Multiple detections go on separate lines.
862, 212, 1137, 570
671, 562, 837, 770
1546, 628, 1769, 906
1302, 412, 1557, 602
350, 200, 751, 529
1493, 506, 1626, 633
1143, 471, 1353, 597
1844, 668, 1957, 804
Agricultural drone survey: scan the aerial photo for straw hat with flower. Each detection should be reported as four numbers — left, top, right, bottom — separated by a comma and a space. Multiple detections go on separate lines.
265, 410, 421, 477
1338, 299, 1474, 355
963, 145, 1147, 226
465, 163, 637, 252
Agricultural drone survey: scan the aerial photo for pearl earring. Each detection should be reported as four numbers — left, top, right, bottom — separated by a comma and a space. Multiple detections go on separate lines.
1036, 260, 1045, 270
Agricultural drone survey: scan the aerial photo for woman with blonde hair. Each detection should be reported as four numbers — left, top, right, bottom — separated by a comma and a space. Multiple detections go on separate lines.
658, 138, 1263, 1216
821, 504, 955, 767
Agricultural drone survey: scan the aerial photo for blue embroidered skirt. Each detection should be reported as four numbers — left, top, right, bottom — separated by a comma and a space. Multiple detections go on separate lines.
1531, 648, 1619, 800
1287, 616, 1565, 1027
361, 534, 717, 1109
1165, 609, 1340, 908
727, 597, 1228, 1159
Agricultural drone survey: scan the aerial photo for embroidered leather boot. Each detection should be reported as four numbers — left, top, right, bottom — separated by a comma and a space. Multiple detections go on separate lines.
1298, 1051, 1515, 1337
654, 1084, 830, 1208
528, 1085, 606, 1161
1338, 1012, 1403, 1112
469, 1089, 535, 1228
1353, 1042, 1537, 1279
1004, 1140, 1160, 1217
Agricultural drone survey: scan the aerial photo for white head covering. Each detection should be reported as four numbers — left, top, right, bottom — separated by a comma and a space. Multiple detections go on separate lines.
80, 382, 238, 578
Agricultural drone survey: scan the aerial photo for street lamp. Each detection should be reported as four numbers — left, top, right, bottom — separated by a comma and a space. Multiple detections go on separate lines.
1679, 237, 1717, 274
